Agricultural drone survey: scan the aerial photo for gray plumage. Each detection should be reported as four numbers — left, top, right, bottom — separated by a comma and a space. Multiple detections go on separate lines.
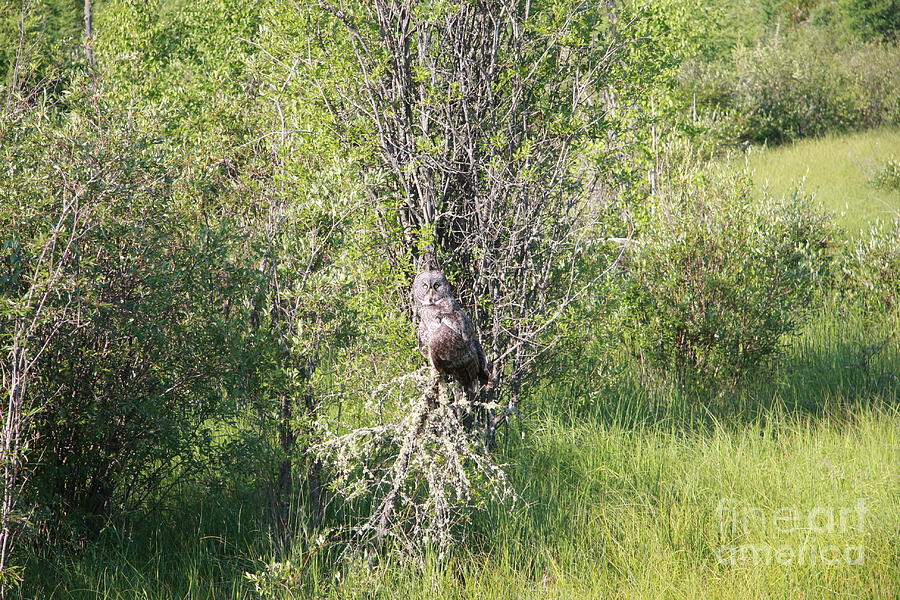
411, 270, 490, 393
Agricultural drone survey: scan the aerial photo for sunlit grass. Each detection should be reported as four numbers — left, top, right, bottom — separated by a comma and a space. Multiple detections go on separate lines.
21, 305, 899, 599
737, 128, 900, 234
18, 132, 899, 600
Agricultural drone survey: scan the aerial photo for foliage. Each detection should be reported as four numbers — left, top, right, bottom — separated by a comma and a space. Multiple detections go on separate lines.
837, 219, 900, 313
622, 177, 834, 389
0, 91, 260, 539
834, 0, 900, 40
94, 0, 264, 140
0, 97, 95, 589
0, 0, 87, 109
869, 157, 900, 191
680, 29, 900, 144
244, 558, 305, 598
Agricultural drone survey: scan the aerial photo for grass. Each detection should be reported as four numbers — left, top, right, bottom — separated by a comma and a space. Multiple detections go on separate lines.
16, 131, 900, 599
737, 128, 900, 234
18, 305, 899, 599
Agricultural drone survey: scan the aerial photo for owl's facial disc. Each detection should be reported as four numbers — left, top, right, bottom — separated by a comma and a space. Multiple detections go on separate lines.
413, 270, 448, 306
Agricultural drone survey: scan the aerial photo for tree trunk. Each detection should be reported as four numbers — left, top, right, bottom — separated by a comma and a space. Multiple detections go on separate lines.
272, 394, 294, 554
303, 389, 324, 530
84, 0, 95, 66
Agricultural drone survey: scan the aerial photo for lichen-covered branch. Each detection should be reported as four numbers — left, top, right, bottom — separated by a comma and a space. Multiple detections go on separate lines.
312, 369, 516, 558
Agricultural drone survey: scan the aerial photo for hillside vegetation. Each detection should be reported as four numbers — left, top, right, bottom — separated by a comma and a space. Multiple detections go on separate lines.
1, 1, 897, 599
740, 128, 900, 233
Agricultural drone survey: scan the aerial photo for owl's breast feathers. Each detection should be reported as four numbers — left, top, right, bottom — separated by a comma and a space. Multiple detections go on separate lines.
417, 305, 490, 390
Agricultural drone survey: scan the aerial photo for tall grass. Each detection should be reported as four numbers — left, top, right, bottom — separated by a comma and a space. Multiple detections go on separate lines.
19, 303, 898, 599
738, 128, 900, 233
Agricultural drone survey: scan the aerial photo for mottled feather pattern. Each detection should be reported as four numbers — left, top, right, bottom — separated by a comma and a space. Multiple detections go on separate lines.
412, 270, 491, 391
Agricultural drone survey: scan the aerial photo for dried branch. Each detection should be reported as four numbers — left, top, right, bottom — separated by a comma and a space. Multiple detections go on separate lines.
312, 369, 516, 559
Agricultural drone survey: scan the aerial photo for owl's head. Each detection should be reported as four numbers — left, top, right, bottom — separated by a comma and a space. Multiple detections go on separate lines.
412, 270, 453, 306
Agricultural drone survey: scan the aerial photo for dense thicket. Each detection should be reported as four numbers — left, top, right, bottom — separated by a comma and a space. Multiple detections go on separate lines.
4, 97, 257, 533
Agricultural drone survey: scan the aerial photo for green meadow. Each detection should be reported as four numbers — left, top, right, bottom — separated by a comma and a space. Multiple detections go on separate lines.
740, 128, 900, 233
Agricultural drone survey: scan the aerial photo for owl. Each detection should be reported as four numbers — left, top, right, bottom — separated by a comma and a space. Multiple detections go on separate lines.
412, 270, 491, 395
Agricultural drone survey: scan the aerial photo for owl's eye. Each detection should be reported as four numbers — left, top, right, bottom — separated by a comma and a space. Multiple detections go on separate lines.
434, 283, 441, 289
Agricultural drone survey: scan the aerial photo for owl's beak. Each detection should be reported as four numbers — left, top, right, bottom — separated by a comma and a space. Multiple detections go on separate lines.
425, 288, 434, 302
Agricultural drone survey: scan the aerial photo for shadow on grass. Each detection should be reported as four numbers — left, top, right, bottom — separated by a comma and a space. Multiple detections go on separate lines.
531, 305, 897, 435
19, 484, 274, 599
466, 306, 898, 564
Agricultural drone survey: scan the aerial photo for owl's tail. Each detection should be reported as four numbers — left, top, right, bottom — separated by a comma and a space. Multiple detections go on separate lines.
479, 368, 493, 389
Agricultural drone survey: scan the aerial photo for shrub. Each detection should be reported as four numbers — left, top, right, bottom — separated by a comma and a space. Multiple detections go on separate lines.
0, 94, 259, 538
623, 178, 834, 389
837, 219, 900, 313
838, 0, 900, 40
869, 158, 900, 191
679, 30, 900, 144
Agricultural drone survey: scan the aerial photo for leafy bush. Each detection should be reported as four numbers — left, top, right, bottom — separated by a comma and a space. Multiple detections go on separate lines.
0, 94, 260, 537
869, 158, 900, 191
680, 30, 900, 144
623, 178, 834, 389
837, 219, 900, 313
0, 0, 85, 107
836, 0, 900, 40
